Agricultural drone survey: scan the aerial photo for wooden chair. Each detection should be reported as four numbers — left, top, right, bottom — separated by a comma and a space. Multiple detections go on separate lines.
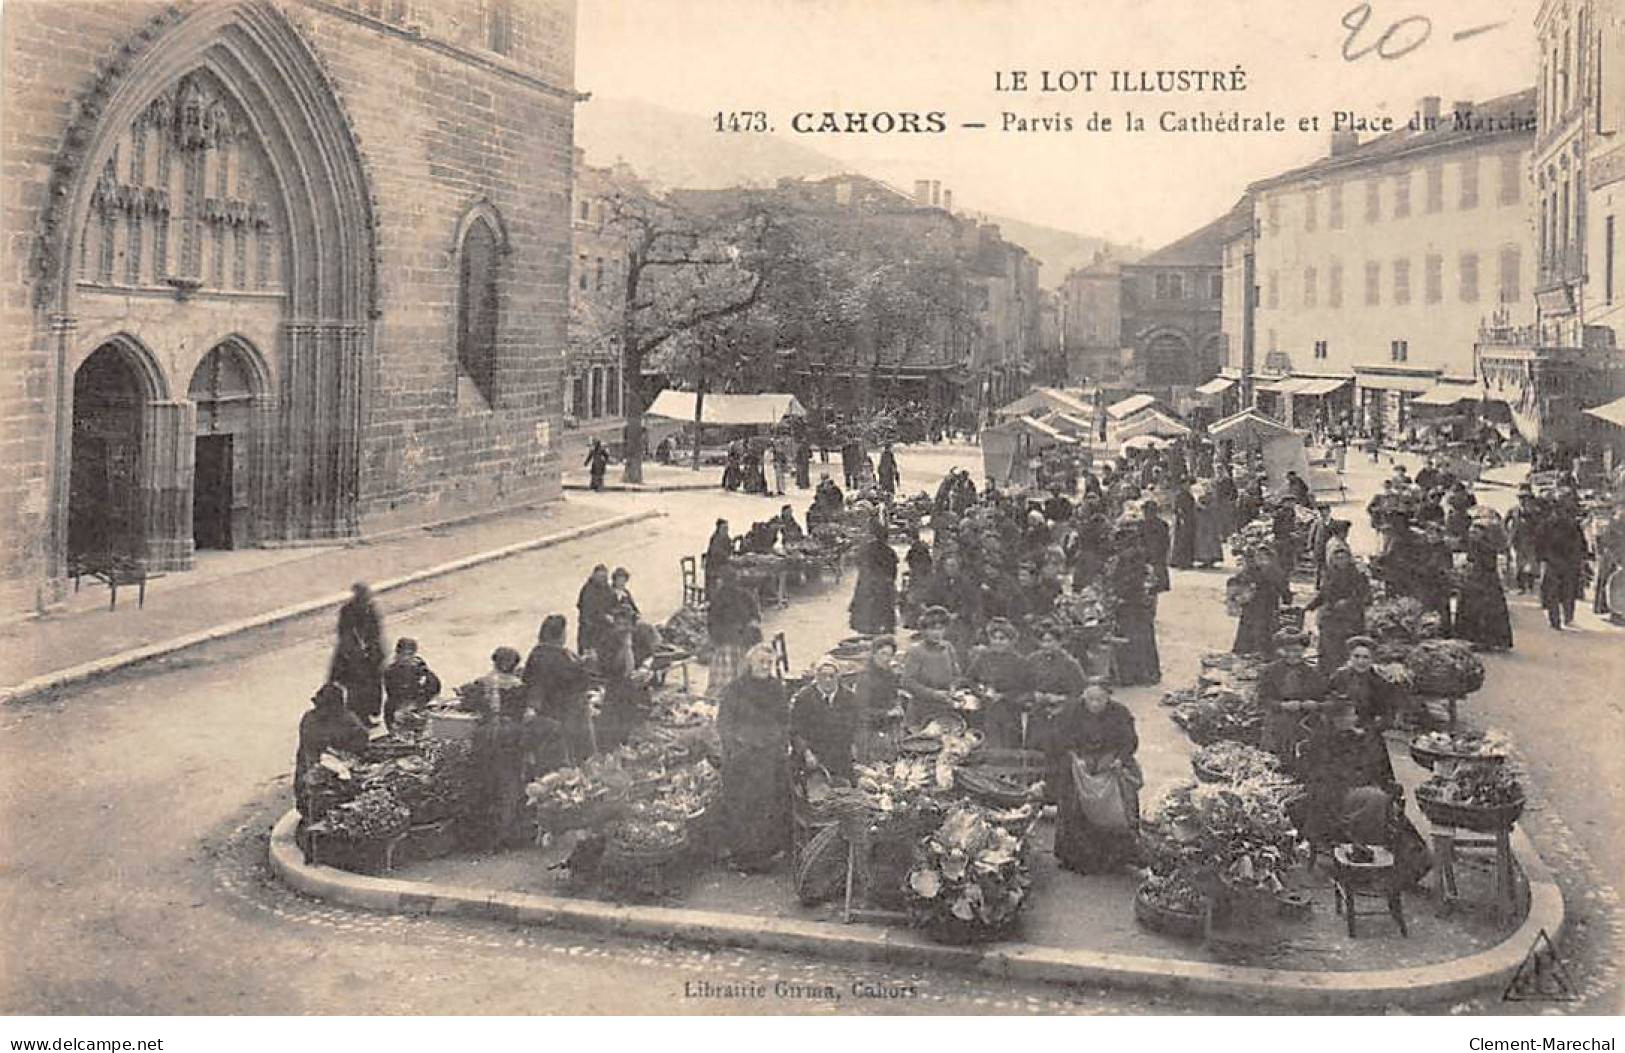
680, 555, 705, 608
71, 552, 149, 611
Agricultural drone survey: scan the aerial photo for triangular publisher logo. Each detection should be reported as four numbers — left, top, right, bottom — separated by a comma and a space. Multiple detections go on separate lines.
1503, 928, 1579, 1002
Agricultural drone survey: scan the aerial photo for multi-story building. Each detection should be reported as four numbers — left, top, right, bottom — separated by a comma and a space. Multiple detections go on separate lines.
1477, 0, 1625, 446
1242, 90, 1537, 437
567, 148, 646, 447
1059, 251, 1126, 385
1037, 289, 1065, 386
1059, 213, 1228, 398
0, 0, 578, 613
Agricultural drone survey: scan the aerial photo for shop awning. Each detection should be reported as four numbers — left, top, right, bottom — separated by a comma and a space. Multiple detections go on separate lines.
1194, 376, 1237, 397
645, 390, 806, 426
1294, 376, 1353, 397
1583, 396, 1625, 429
1107, 393, 1159, 419
1411, 385, 1481, 407
1354, 369, 1441, 393
1256, 376, 1321, 396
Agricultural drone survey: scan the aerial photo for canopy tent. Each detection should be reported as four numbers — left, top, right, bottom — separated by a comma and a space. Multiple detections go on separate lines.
982, 416, 1072, 488
996, 386, 1097, 420
1116, 408, 1191, 439
1193, 376, 1238, 398
1121, 434, 1170, 451
1038, 411, 1097, 439
1106, 393, 1159, 420
645, 390, 806, 427
1207, 408, 1298, 447
1583, 396, 1625, 429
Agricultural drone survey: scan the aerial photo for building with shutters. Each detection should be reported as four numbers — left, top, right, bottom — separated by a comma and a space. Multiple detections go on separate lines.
1239, 89, 1537, 437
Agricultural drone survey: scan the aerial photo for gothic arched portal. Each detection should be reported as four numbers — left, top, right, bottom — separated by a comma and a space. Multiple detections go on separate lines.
42, 0, 376, 580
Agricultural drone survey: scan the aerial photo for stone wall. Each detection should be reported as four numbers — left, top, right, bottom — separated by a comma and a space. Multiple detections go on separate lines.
0, 0, 575, 612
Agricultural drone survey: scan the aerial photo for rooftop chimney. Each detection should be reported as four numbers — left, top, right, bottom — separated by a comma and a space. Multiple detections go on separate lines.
931, 180, 942, 206
1330, 130, 1359, 156
1451, 100, 1473, 123
914, 179, 931, 206
1418, 96, 1442, 123
943, 189, 953, 213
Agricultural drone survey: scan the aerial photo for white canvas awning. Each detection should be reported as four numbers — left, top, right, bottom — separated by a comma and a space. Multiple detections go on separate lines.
645, 390, 806, 426
1411, 385, 1481, 407
1116, 408, 1191, 439
1583, 396, 1625, 429
1294, 376, 1353, 397
1106, 393, 1159, 419
1208, 408, 1298, 444
996, 387, 1096, 419
1194, 376, 1237, 397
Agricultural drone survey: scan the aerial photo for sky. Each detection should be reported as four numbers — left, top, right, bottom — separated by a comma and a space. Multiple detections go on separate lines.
575, 0, 1540, 249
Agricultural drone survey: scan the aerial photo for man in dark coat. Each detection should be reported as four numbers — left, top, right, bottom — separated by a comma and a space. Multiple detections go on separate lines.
1536, 510, 1591, 629
791, 658, 860, 782
584, 439, 611, 491
330, 582, 386, 723
877, 444, 901, 495
794, 438, 812, 489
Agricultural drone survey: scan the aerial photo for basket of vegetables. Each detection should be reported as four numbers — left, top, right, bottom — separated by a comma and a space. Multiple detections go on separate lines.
1191, 741, 1280, 784
1410, 729, 1511, 771
954, 766, 1041, 809
1133, 873, 1209, 939
307, 788, 411, 874
1170, 689, 1264, 747
905, 804, 1031, 945
1415, 766, 1525, 832
1403, 639, 1486, 697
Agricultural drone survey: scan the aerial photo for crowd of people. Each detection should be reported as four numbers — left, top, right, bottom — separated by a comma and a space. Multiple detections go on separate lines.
299, 418, 1625, 889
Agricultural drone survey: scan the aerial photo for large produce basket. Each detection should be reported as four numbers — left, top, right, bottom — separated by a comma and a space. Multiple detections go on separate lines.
306, 830, 404, 875
1133, 880, 1208, 940
1415, 789, 1525, 832
426, 709, 480, 741
955, 766, 1040, 809
1408, 740, 1507, 772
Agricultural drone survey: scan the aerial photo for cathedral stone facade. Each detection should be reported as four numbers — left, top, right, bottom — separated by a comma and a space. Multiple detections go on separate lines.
0, 0, 576, 612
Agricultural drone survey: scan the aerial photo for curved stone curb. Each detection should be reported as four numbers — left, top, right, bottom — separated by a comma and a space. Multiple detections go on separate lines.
1, 510, 663, 705
269, 809, 1564, 1009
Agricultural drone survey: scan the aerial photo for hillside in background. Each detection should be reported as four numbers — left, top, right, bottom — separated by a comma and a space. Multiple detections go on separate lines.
576, 96, 1140, 283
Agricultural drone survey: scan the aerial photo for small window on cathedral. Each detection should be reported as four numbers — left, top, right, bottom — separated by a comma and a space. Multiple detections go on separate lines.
488, 0, 513, 55
457, 217, 501, 407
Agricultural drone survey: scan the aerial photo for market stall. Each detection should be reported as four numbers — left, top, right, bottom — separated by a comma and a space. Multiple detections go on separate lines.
1208, 409, 1311, 496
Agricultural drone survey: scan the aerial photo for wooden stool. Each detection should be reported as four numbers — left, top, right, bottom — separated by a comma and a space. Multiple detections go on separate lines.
1332, 843, 1408, 937
1431, 824, 1516, 921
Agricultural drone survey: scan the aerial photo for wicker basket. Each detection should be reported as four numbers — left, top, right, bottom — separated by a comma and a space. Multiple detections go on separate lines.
955, 767, 1039, 809
1415, 790, 1524, 832
1133, 881, 1207, 940
1190, 757, 1228, 784
600, 829, 691, 894
307, 830, 404, 875
1408, 740, 1507, 772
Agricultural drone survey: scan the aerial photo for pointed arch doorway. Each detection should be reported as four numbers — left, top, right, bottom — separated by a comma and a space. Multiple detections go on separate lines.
189, 340, 270, 551
67, 339, 166, 565
41, 0, 376, 583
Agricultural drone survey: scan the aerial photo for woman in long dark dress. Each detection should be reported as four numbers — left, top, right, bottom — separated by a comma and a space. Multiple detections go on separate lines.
1168, 483, 1197, 569
1192, 483, 1224, 567
1050, 681, 1142, 875
1231, 544, 1292, 656
849, 521, 898, 634
1305, 545, 1370, 675
717, 645, 792, 872
330, 583, 386, 724
1141, 500, 1172, 598
1454, 532, 1514, 651
1107, 525, 1161, 685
